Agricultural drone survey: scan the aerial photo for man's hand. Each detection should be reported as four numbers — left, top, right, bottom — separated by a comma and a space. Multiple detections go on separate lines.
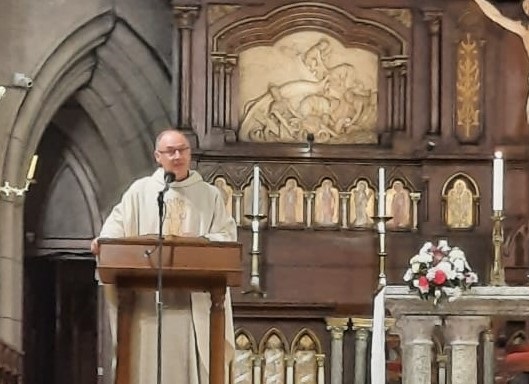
90, 237, 100, 255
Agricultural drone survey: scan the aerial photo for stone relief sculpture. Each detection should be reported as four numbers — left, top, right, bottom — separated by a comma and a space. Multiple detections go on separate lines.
446, 179, 474, 228
314, 179, 339, 226
238, 32, 378, 144
349, 179, 375, 227
213, 177, 233, 218
278, 178, 304, 225
386, 180, 411, 229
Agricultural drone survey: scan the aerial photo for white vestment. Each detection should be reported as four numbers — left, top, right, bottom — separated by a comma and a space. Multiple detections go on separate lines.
99, 168, 237, 384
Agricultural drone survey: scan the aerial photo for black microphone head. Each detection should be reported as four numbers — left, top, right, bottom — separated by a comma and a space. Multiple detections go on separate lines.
164, 171, 176, 184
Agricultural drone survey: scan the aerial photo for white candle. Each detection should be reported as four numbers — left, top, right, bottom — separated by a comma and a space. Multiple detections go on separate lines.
493, 151, 504, 211
378, 167, 385, 216
26, 155, 38, 180
252, 165, 260, 216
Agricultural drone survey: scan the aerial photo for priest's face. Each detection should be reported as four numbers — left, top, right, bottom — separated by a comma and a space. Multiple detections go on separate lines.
154, 131, 191, 181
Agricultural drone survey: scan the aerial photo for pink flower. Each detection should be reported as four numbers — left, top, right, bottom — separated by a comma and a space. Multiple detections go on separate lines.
433, 270, 447, 285
418, 276, 429, 293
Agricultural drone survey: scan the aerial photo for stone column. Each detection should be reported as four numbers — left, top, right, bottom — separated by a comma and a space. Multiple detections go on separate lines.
316, 354, 325, 384
0, 196, 24, 349
253, 355, 262, 384
232, 191, 243, 226
285, 355, 295, 384
338, 192, 350, 229
326, 317, 348, 384
395, 315, 440, 384
444, 316, 489, 384
269, 192, 279, 228
482, 330, 494, 384
351, 320, 370, 384
171, 4, 200, 130
304, 192, 315, 228
423, 11, 442, 136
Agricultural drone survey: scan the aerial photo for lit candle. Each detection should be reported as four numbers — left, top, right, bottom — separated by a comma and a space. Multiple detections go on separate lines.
26, 155, 38, 180
252, 165, 260, 216
493, 151, 504, 211
378, 167, 385, 216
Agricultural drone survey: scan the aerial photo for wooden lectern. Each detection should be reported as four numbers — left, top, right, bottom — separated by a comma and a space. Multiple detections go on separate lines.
97, 236, 243, 384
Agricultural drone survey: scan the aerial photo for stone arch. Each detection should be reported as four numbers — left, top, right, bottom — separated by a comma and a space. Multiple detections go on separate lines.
0, 12, 172, 349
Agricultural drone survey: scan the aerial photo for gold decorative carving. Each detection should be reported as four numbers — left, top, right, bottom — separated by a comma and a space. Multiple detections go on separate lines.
442, 174, 479, 230
238, 32, 378, 144
374, 8, 413, 28
446, 178, 474, 229
207, 4, 241, 25
456, 34, 480, 139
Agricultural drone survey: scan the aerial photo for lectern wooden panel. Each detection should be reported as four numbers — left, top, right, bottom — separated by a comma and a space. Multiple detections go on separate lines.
97, 236, 243, 384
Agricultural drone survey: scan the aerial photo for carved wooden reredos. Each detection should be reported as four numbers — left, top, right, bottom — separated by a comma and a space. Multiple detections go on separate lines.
167, 0, 529, 309
209, 2, 411, 144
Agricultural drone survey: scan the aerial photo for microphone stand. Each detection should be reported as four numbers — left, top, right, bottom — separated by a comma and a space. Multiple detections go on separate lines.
155, 172, 174, 384
156, 189, 164, 384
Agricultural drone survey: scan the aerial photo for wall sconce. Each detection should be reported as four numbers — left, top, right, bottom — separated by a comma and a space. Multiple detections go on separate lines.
0, 155, 38, 197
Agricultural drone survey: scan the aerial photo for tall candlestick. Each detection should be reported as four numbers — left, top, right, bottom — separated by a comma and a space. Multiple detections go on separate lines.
26, 155, 38, 180
493, 151, 503, 211
252, 165, 260, 216
378, 167, 385, 216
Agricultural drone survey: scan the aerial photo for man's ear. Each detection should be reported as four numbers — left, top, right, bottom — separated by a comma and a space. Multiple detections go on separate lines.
154, 151, 161, 165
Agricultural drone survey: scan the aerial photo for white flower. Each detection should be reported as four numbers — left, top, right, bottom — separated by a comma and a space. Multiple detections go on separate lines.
465, 272, 479, 284
411, 262, 420, 273
403, 268, 414, 282
437, 239, 451, 253
426, 268, 436, 280
452, 258, 465, 272
436, 261, 457, 280
412, 279, 419, 288
410, 252, 432, 264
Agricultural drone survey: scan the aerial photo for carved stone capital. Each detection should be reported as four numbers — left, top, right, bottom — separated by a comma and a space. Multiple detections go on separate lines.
444, 316, 490, 345
325, 317, 349, 340
423, 11, 443, 34
172, 5, 200, 29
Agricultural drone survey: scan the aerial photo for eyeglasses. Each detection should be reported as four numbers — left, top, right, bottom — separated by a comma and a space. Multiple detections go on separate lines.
157, 147, 190, 156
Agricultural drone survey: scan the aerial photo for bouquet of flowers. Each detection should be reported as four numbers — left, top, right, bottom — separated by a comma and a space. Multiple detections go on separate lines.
403, 240, 479, 305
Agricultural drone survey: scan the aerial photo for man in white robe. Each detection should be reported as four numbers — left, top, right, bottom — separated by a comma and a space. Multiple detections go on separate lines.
91, 129, 237, 384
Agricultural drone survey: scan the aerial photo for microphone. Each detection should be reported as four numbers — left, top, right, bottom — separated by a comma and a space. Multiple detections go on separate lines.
158, 171, 175, 219
163, 171, 176, 192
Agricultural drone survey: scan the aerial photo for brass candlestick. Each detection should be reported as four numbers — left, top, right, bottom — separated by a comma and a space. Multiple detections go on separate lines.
489, 210, 506, 286
373, 215, 392, 288
243, 213, 267, 297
